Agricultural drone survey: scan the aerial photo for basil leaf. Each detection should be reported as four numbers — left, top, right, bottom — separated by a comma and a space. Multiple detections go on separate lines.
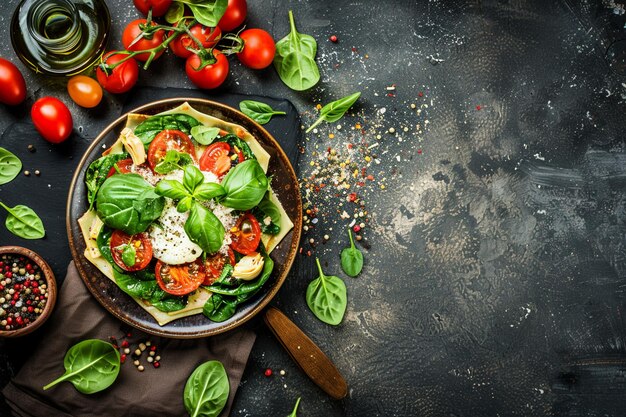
0, 202, 45, 239
121, 244, 136, 267
43, 339, 120, 394
184, 360, 229, 417
184, 202, 225, 254
191, 125, 221, 145
183, 165, 205, 193
96, 174, 164, 235
155, 179, 190, 200
165, 1, 184, 23
220, 159, 268, 211
133, 114, 201, 144
273, 11, 320, 91
193, 182, 225, 201
306, 258, 347, 325
177, 196, 194, 213
0, 147, 21, 186
176, 0, 228, 27
85, 153, 128, 208
239, 100, 286, 125
340, 228, 363, 277
208, 253, 273, 296
306, 92, 361, 133
288, 398, 301, 417
203, 293, 237, 322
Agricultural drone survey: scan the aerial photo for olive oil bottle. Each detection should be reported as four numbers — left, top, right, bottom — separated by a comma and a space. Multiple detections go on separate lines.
11, 0, 110, 76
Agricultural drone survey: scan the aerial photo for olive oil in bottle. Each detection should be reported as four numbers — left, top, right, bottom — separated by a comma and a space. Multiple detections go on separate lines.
11, 0, 111, 76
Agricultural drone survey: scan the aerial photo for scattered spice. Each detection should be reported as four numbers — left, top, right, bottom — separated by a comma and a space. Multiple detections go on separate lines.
264, 368, 273, 377
34, 170, 40, 176
476, 105, 481, 110
23, 171, 30, 177
329, 35, 338, 43
27, 144, 35, 153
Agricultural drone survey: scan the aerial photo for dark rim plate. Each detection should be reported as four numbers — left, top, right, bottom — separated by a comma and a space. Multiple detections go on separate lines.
66, 98, 302, 338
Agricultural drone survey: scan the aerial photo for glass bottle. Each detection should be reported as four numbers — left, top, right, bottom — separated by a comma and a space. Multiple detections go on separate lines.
11, 0, 111, 76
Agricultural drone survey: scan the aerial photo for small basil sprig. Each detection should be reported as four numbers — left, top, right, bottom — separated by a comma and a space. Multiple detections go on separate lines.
239, 100, 286, 125
287, 397, 301, 417
0, 147, 21, 186
191, 126, 221, 145
306, 92, 361, 133
273, 11, 320, 91
306, 258, 347, 325
43, 339, 120, 394
184, 360, 230, 417
0, 201, 45, 239
154, 149, 194, 174
340, 229, 363, 277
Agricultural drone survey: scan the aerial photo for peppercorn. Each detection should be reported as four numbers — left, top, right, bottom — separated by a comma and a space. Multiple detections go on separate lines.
264, 368, 273, 377
329, 35, 338, 43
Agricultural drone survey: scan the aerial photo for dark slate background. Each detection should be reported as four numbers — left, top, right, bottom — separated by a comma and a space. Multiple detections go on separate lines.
3, 0, 626, 416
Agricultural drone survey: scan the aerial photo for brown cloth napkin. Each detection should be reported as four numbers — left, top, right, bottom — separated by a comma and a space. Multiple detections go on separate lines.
2, 261, 256, 417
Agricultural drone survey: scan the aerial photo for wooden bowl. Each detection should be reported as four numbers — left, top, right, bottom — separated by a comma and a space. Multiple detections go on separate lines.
0, 246, 57, 338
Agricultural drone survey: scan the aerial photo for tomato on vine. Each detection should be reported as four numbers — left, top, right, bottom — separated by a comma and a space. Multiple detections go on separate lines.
122, 19, 166, 62
133, 0, 172, 17
185, 50, 229, 89
96, 51, 139, 94
236, 29, 275, 69
169, 23, 221, 59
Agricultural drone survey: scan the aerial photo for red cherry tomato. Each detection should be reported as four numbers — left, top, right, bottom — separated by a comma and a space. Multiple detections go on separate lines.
110, 230, 153, 272
218, 0, 247, 32
0, 58, 26, 106
199, 142, 232, 176
106, 158, 134, 177
30, 97, 73, 144
170, 23, 221, 59
67, 75, 103, 108
133, 0, 172, 17
155, 259, 206, 295
203, 248, 235, 285
122, 19, 166, 62
185, 50, 229, 89
96, 51, 139, 94
147, 129, 196, 170
237, 29, 276, 69
230, 213, 261, 255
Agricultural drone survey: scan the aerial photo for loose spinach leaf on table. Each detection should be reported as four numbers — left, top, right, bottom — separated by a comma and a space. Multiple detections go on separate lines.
43, 339, 120, 394
0, 147, 21, 186
174, 0, 228, 27
340, 228, 363, 277
96, 174, 165, 235
239, 100, 286, 125
0, 202, 45, 239
273, 10, 320, 91
85, 153, 129, 208
287, 397, 301, 417
306, 258, 347, 325
220, 159, 268, 211
306, 92, 361, 133
184, 360, 229, 417
133, 114, 201, 145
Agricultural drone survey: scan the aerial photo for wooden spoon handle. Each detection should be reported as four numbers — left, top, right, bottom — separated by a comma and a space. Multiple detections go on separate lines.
264, 307, 348, 400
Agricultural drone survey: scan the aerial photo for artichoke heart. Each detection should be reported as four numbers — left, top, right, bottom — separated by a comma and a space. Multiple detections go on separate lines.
120, 127, 146, 165
232, 252, 264, 280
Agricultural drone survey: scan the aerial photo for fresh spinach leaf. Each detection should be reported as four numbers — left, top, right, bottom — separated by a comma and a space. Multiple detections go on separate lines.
251, 191, 281, 235
220, 134, 255, 160
306, 258, 347, 325
165, 1, 184, 23
152, 296, 188, 312
0, 147, 21, 186
184, 360, 229, 417
96, 174, 164, 235
190, 125, 221, 145
203, 293, 237, 322
220, 159, 268, 211
85, 153, 128, 207
207, 253, 273, 297
287, 398, 301, 417
121, 244, 136, 267
154, 150, 194, 174
273, 11, 320, 91
239, 100, 286, 125
0, 202, 45, 239
185, 202, 225, 254
340, 228, 363, 277
175, 0, 228, 28
133, 114, 201, 144
43, 339, 120, 394
306, 92, 361, 133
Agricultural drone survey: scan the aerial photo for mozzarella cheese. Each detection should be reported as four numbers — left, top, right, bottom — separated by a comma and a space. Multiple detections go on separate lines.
149, 202, 202, 265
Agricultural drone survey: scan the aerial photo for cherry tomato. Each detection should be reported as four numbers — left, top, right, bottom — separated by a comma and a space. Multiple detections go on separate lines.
203, 248, 235, 285
96, 51, 139, 94
133, 0, 172, 17
185, 50, 229, 89
230, 213, 261, 255
67, 75, 103, 108
155, 259, 206, 295
30, 97, 73, 144
110, 230, 153, 272
218, 0, 247, 32
237, 29, 275, 69
147, 129, 196, 170
170, 23, 221, 59
0, 58, 26, 106
122, 19, 166, 62
199, 142, 232, 176
106, 158, 134, 177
